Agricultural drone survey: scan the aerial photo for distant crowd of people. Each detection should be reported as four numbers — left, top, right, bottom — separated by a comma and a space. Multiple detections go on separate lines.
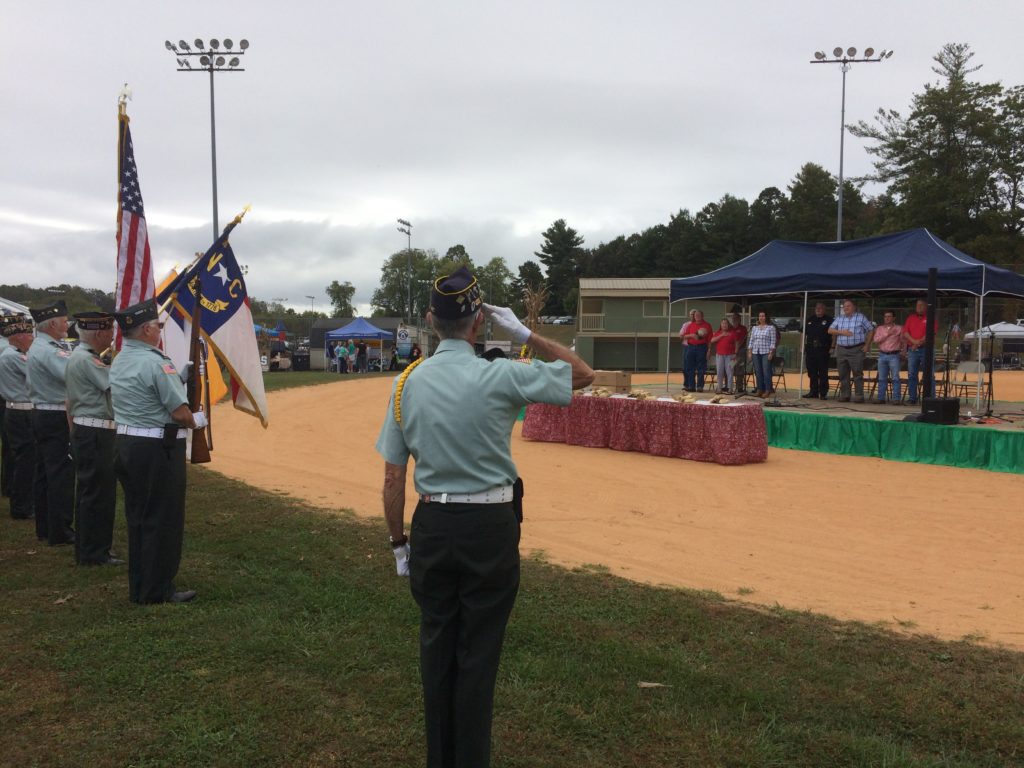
327, 339, 421, 373
679, 298, 940, 403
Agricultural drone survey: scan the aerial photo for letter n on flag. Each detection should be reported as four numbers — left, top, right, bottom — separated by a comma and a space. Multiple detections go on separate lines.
114, 107, 155, 348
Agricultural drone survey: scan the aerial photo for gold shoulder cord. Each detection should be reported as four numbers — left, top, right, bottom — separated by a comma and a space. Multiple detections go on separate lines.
393, 357, 424, 424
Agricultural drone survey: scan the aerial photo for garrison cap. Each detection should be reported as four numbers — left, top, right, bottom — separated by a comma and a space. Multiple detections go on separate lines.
73, 311, 115, 331
1, 314, 34, 338
113, 298, 158, 331
430, 266, 482, 320
29, 300, 68, 323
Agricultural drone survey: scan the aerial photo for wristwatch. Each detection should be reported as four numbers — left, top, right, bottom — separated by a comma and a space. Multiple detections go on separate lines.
389, 534, 408, 548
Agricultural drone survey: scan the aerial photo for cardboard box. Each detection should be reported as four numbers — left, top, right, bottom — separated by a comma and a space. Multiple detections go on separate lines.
592, 370, 631, 393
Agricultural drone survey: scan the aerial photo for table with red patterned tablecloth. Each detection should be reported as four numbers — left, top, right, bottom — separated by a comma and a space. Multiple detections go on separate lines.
522, 396, 767, 465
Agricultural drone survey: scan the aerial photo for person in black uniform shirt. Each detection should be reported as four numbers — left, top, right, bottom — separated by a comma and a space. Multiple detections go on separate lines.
803, 302, 834, 399
376, 267, 594, 768
110, 299, 203, 604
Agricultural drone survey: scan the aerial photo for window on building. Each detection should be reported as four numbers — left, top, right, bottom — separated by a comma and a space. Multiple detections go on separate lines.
581, 298, 604, 314
642, 300, 666, 317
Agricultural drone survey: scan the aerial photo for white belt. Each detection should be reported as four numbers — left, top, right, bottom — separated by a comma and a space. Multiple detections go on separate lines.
35, 403, 66, 412
420, 485, 514, 505
116, 424, 188, 440
74, 417, 116, 430
6, 401, 33, 411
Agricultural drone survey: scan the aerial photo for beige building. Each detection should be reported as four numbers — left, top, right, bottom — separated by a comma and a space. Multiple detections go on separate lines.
574, 278, 730, 371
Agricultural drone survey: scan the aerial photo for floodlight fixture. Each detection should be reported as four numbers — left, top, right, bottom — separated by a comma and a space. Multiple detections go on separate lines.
239, 39, 249, 50
885, 50, 893, 59
397, 218, 411, 227
163, 37, 251, 243
810, 44, 889, 241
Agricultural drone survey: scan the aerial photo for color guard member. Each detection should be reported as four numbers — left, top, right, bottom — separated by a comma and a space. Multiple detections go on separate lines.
110, 299, 204, 604
27, 300, 75, 546
67, 312, 123, 565
0, 315, 37, 524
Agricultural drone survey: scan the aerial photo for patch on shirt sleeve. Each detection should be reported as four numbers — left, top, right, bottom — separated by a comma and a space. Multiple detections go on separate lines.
162, 363, 178, 375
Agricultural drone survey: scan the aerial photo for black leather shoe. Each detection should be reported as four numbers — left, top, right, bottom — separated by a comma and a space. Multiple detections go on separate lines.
168, 590, 197, 603
49, 537, 75, 547
801, 392, 817, 398
101, 557, 126, 566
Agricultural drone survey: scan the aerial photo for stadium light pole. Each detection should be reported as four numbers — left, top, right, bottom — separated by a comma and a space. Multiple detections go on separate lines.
397, 219, 413, 324
810, 46, 892, 241
164, 37, 249, 243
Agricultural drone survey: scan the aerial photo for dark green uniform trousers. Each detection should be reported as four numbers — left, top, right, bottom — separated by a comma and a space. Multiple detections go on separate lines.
1, 398, 12, 498
114, 435, 186, 604
410, 501, 520, 768
72, 425, 117, 564
32, 411, 75, 545
4, 409, 36, 522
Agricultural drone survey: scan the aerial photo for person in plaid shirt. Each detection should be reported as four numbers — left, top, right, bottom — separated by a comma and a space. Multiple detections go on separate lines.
828, 299, 875, 402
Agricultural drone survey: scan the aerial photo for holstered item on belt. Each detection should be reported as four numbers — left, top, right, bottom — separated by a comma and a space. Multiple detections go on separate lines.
512, 477, 524, 523
161, 423, 180, 450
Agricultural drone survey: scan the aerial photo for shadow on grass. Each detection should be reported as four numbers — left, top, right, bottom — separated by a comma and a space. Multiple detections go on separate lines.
1, 469, 1021, 767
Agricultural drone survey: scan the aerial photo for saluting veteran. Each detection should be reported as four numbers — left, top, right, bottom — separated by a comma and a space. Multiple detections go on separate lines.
0, 315, 38, 525
27, 300, 75, 546
67, 312, 122, 566
110, 299, 205, 604
376, 267, 594, 768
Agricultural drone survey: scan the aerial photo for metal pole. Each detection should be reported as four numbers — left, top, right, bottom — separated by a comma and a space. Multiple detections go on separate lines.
208, 64, 219, 242
798, 292, 809, 397
407, 234, 412, 325
836, 63, 848, 242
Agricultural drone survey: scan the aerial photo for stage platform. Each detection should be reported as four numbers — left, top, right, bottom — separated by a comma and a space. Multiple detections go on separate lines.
626, 376, 1024, 475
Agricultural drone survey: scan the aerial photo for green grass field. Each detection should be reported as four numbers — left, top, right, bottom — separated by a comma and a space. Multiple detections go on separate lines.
1, 467, 1022, 767
261, 369, 394, 393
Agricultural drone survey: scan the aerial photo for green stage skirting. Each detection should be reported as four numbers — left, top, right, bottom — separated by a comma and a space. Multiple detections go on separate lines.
765, 410, 1024, 475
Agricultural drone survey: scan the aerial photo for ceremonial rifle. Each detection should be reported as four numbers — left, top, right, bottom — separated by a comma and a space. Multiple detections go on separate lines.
187, 267, 212, 464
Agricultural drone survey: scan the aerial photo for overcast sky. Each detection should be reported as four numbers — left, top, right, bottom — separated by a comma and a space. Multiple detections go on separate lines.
3, 0, 1022, 314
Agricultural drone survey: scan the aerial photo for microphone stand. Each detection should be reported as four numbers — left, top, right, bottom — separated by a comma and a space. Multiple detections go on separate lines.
985, 329, 995, 417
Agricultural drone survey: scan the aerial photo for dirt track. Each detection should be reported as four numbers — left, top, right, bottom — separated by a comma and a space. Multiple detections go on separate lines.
206, 374, 1024, 650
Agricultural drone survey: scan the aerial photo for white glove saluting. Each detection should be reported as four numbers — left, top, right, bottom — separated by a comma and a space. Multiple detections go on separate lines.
393, 542, 410, 577
483, 303, 531, 345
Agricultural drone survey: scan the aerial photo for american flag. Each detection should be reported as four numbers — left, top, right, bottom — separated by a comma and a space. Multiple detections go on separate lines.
115, 110, 154, 345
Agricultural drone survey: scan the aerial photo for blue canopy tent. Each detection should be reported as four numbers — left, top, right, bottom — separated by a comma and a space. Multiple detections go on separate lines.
667, 229, 1024, 399
324, 318, 392, 371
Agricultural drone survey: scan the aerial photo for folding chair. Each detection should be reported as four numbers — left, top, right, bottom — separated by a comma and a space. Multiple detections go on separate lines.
770, 356, 787, 393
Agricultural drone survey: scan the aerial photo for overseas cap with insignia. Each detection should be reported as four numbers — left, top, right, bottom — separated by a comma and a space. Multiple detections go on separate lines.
29, 300, 68, 323
1, 314, 34, 338
430, 266, 482, 320
73, 311, 115, 331
114, 298, 158, 331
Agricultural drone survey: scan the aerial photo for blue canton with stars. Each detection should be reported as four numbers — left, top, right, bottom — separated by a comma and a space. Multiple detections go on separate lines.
159, 231, 249, 336
119, 122, 146, 217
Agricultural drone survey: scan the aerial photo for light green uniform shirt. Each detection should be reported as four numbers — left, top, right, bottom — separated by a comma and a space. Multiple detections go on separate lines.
66, 342, 114, 420
26, 335, 69, 405
375, 338, 572, 494
0, 344, 31, 403
110, 338, 188, 429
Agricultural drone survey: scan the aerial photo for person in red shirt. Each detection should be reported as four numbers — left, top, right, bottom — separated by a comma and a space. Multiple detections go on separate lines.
710, 318, 738, 393
902, 299, 938, 403
679, 310, 713, 391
